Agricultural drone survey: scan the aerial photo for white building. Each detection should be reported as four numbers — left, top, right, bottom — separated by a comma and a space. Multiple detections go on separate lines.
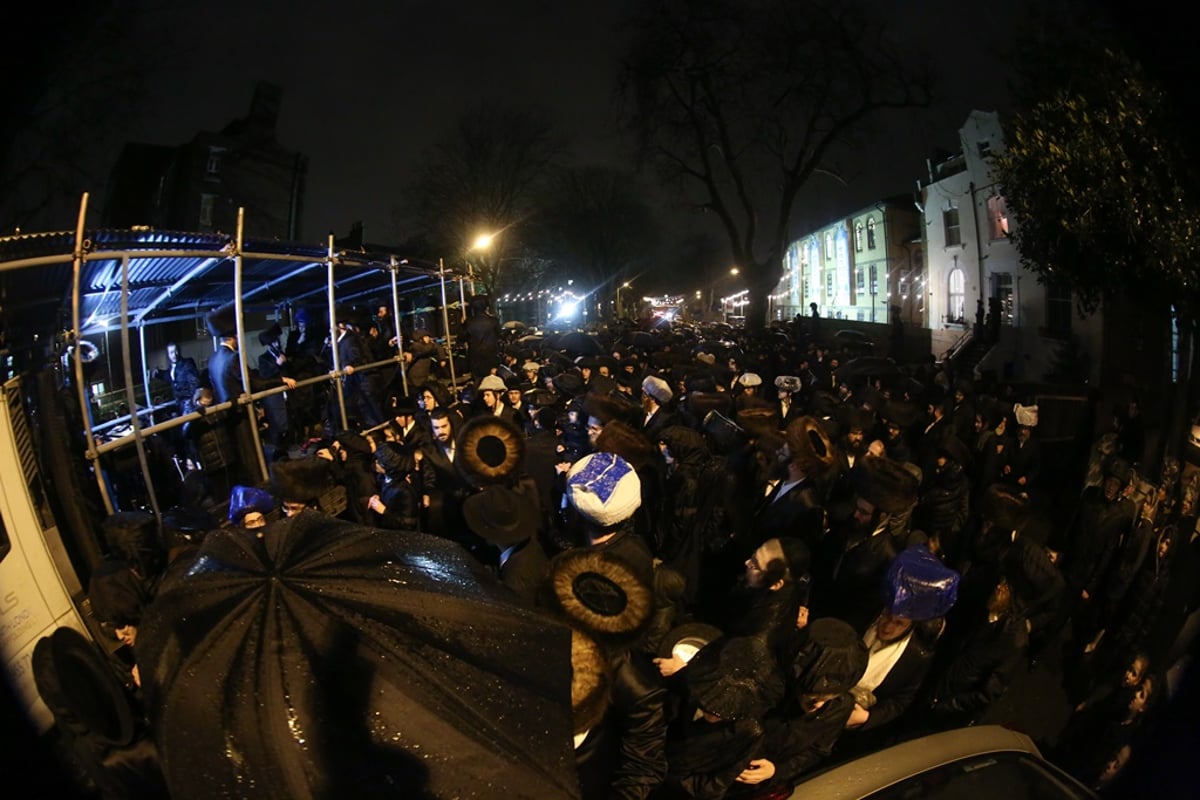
921, 110, 1103, 384
776, 199, 921, 325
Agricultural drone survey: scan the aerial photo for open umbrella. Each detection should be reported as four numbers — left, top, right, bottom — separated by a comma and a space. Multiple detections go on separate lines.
502, 320, 527, 330
618, 331, 657, 350
555, 331, 604, 357
138, 512, 580, 800
834, 356, 901, 382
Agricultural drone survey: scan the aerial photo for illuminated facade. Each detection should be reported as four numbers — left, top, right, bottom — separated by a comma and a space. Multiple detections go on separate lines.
775, 200, 920, 324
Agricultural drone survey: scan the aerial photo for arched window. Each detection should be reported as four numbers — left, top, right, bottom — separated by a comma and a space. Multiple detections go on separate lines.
867, 218, 877, 249
948, 268, 965, 323
854, 222, 864, 252
824, 231, 834, 259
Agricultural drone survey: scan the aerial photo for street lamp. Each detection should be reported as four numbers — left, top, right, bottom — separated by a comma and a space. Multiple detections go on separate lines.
617, 281, 632, 320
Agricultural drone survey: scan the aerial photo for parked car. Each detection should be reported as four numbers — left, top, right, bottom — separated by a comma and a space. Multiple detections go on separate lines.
787, 725, 1097, 800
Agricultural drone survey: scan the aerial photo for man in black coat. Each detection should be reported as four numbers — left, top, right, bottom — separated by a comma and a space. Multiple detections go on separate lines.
153, 342, 203, 417
205, 306, 296, 484
464, 295, 501, 380
752, 417, 830, 552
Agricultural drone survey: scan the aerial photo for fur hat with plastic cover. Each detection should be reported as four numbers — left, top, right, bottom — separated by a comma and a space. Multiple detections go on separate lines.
736, 372, 763, 388
228, 485, 275, 524
205, 303, 238, 338
1013, 402, 1039, 428
477, 374, 506, 393
566, 452, 642, 529
792, 618, 869, 696
884, 546, 960, 621
775, 375, 802, 394
853, 456, 920, 514
784, 416, 836, 475
456, 415, 525, 488
641, 375, 673, 404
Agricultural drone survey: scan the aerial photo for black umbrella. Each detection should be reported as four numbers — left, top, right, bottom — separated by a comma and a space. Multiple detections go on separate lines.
556, 331, 604, 356
834, 356, 901, 382
138, 512, 580, 800
619, 331, 657, 350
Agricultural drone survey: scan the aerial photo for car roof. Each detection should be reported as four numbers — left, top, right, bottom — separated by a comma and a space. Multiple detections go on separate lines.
790, 725, 1045, 800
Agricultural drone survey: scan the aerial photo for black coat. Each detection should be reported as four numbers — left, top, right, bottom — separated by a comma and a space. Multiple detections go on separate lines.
575, 652, 669, 800
927, 611, 1027, 723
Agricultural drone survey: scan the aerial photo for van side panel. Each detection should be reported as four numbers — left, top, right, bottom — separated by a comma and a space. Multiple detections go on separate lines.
0, 378, 88, 733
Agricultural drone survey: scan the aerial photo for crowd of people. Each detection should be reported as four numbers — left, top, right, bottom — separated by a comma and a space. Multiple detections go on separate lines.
78, 300, 1200, 800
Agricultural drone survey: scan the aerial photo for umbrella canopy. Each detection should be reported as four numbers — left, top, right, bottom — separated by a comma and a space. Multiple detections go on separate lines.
502, 320, 527, 330
138, 512, 580, 800
834, 356, 901, 382
555, 331, 604, 356
518, 332, 545, 343
618, 331, 657, 350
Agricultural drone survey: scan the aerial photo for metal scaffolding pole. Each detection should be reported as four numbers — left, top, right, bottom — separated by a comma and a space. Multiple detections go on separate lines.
71, 193, 116, 515
234, 208, 270, 483
389, 257, 409, 398
328, 235, 348, 432
439, 258, 458, 389
139, 323, 153, 424
119, 254, 162, 519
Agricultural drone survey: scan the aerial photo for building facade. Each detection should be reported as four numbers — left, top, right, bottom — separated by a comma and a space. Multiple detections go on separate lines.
104, 82, 307, 241
776, 199, 921, 325
920, 110, 1103, 383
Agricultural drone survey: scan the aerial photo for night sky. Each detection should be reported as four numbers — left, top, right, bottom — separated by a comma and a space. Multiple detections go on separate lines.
113, 0, 1019, 248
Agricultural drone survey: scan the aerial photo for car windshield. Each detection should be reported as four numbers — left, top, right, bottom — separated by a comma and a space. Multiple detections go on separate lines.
865, 752, 1093, 800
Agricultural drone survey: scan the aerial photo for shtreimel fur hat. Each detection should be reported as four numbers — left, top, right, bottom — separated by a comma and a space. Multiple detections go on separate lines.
853, 456, 920, 514
566, 452, 642, 528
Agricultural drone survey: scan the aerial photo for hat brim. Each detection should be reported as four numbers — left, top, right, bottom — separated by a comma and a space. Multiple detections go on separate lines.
456, 416, 525, 487
550, 548, 654, 638
656, 622, 724, 661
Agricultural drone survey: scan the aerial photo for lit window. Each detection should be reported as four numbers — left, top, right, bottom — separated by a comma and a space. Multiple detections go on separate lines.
948, 268, 965, 323
199, 194, 215, 228
206, 146, 225, 177
825, 232, 834, 259
988, 195, 1009, 239
867, 218, 877, 249
944, 207, 961, 247
854, 223, 864, 252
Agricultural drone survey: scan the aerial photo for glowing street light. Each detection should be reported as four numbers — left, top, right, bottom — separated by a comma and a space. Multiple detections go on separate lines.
472, 232, 496, 252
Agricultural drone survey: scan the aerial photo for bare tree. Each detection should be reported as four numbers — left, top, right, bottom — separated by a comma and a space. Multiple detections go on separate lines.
619, 0, 930, 329
400, 103, 566, 297
530, 165, 661, 302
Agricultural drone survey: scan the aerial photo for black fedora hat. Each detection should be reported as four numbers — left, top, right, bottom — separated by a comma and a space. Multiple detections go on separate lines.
463, 484, 536, 547
257, 323, 283, 347
205, 303, 238, 338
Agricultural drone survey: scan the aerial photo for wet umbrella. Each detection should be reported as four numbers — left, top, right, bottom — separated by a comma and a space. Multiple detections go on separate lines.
555, 331, 604, 356
137, 511, 580, 800
619, 331, 657, 350
518, 332, 545, 344
834, 356, 901, 382
502, 320, 528, 330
